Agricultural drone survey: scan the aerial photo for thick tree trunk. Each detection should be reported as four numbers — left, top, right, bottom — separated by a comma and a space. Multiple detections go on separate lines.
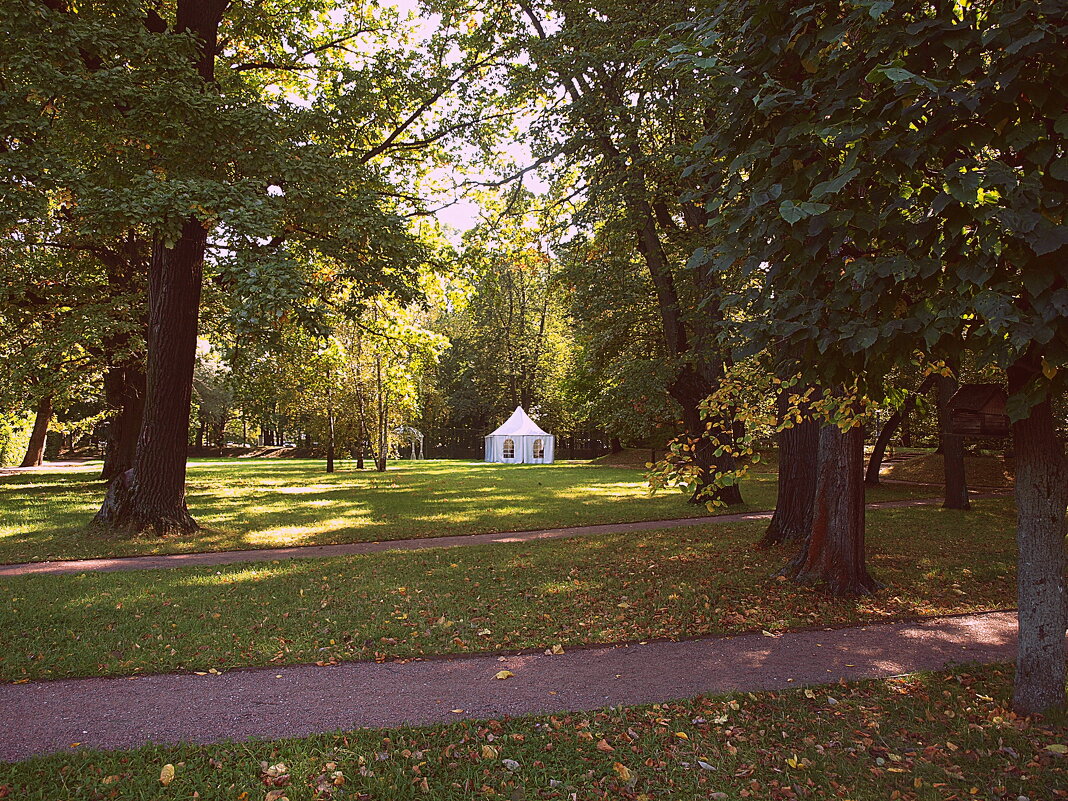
94, 220, 207, 534
19, 395, 53, 468
610, 436, 622, 454
761, 391, 818, 547
900, 407, 912, 447
101, 359, 146, 481
1008, 356, 1068, 715
937, 374, 970, 509
783, 424, 879, 596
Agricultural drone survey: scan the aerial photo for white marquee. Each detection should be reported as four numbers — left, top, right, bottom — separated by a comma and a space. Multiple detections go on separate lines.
484, 406, 555, 464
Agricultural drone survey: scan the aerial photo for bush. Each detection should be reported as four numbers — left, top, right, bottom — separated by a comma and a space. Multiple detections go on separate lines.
0, 410, 33, 467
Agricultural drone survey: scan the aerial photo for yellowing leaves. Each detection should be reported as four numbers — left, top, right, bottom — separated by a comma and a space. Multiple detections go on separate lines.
612, 762, 633, 783
481, 744, 499, 759
159, 763, 175, 786
494, 670, 515, 680
1045, 743, 1068, 754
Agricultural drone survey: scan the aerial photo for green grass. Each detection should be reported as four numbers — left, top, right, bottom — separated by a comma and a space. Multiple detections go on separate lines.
2, 664, 1064, 798
0, 500, 1019, 682
0, 458, 928, 564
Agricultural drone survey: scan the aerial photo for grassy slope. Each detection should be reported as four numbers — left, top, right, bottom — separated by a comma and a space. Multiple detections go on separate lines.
0, 500, 1019, 682
883, 453, 1015, 488
0, 458, 927, 564
2, 665, 1064, 799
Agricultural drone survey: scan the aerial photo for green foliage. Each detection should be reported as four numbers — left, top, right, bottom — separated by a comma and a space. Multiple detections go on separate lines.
434, 197, 577, 431
671, 0, 1068, 410
0, 410, 33, 468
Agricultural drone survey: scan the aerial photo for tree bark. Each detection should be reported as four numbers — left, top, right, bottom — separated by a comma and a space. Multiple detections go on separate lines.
101, 359, 146, 481
937, 373, 970, 509
783, 423, 880, 596
19, 395, 53, 468
94, 219, 207, 534
1007, 355, 1068, 715
761, 390, 818, 547
326, 385, 335, 474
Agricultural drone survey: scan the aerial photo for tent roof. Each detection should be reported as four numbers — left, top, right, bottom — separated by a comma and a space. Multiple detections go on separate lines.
488, 406, 550, 437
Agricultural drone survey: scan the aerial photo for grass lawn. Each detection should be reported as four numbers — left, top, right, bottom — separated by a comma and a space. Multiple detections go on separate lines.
0, 500, 1019, 682
0, 458, 929, 564
2, 664, 1064, 799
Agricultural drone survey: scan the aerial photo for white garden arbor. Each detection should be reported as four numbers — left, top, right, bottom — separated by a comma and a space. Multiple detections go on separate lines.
484, 406, 555, 464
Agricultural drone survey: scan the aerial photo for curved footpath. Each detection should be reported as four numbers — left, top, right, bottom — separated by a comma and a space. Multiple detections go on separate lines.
0, 610, 1029, 761
0, 495, 1007, 577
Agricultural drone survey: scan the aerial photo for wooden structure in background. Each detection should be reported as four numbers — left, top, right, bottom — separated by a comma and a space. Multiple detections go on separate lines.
948, 384, 1010, 437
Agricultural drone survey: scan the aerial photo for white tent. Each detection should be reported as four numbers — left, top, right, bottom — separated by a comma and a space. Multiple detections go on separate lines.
484, 406, 555, 464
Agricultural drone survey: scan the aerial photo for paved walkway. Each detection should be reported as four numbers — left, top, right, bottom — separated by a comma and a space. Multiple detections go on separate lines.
0, 495, 1002, 577
0, 610, 1027, 761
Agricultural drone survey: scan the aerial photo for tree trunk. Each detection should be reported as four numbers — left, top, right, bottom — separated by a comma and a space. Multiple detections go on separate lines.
865, 375, 934, 487
936, 373, 970, 509
19, 395, 53, 468
1007, 355, 1068, 715
610, 436, 622, 454
783, 423, 879, 596
900, 407, 912, 447
761, 391, 818, 547
326, 394, 335, 474
94, 220, 207, 534
864, 410, 901, 487
101, 359, 146, 481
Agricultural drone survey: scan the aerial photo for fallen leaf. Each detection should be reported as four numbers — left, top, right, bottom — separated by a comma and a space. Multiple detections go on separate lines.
264, 792, 289, 801
697, 760, 716, 771
495, 670, 515, 680
612, 763, 633, 783
675, 732, 689, 740
1046, 744, 1068, 754
482, 745, 499, 759
502, 758, 520, 771
804, 689, 816, 699
159, 764, 175, 786
450, 709, 465, 714
596, 739, 614, 753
